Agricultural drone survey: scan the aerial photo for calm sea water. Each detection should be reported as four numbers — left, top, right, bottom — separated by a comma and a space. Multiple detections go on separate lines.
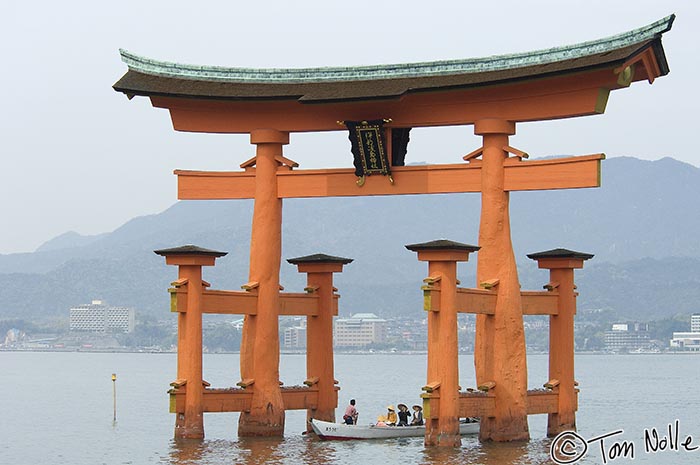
1, 352, 699, 465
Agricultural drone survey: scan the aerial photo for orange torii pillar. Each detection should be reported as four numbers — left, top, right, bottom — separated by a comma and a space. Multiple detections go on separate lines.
154, 245, 228, 439
406, 239, 479, 447
527, 248, 593, 437
472, 119, 530, 441
288, 253, 353, 430
239, 129, 289, 437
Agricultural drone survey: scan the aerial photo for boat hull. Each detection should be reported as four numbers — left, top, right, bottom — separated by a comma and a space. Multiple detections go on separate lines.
310, 418, 479, 440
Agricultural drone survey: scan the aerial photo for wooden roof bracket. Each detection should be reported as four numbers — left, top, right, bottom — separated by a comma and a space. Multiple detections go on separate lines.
171, 278, 189, 288
464, 145, 527, 162
304, 285, 320, 294
544, 378, 560, 390
503, 145, 529, 160
170, 379, 187, 389
422, 381, 441, 393
239, 154, 299, 171
463, 146, 484, 163
275, 155, 299, 170
240, 155, 257, 170
478, 381, 496, 392
237, 378, 255, 388
614, 47, 661, 85
241, 281, 259, 291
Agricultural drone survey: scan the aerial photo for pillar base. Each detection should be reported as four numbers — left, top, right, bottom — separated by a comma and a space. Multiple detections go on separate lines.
174, 414, 204, 439
425, 418, 461, 447
479, 416, 530, 442
238, 411, 286, 437
547, 413, 576, 437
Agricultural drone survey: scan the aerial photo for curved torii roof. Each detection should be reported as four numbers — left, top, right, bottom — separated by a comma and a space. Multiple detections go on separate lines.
113, 15, 674, 133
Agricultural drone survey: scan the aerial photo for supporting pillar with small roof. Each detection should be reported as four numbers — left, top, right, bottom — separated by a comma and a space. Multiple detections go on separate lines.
155, 245, 351, 439
406, 239, 479, 447
154, 245, 228, 439
412, 243, 594, 444
116, 15, 674, 442
527, 248, 594, 437
288, 253, 353, 431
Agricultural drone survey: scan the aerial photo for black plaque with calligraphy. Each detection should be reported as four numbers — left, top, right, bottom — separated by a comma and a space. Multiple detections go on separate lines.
346, 120, 391, 179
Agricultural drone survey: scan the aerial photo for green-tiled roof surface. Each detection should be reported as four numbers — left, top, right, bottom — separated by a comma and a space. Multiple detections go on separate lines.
120, 16, 673, 83
114, 15, 673, 103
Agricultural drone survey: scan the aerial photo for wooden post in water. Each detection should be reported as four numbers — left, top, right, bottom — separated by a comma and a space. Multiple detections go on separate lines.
528, 249, 593, 437
154, 245, 227, 439
288, 253, 353, 432
112, 373, 117, 423
407, 239, 478, 447
238, 129, 289, 437
472, 119, 530, 442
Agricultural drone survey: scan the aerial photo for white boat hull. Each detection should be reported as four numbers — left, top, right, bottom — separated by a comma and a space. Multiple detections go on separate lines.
310, 418, 479, 440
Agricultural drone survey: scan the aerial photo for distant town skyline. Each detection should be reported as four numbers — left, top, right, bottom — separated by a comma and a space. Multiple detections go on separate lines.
2, 1, 698, 254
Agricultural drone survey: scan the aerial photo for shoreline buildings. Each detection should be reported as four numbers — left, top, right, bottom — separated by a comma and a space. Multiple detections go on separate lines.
670, 314, 700, 352
604, 323, 650, 352
334, 313, 387, 348
69, 300, 135, 333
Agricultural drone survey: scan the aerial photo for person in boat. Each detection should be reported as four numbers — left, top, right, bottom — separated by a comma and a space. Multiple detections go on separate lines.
376, 405, 398, 426
410, 405, 424, 426
343, 399, 358, 425
397, 404, 410, 426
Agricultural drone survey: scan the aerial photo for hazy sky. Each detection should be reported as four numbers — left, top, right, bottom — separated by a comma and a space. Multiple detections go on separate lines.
1, 1, 698, 255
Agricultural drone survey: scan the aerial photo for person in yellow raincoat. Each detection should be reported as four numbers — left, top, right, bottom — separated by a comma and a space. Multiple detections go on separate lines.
376, 405, 398, 426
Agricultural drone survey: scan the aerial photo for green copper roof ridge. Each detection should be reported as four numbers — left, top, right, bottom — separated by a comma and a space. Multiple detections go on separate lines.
119, 14, 674, 83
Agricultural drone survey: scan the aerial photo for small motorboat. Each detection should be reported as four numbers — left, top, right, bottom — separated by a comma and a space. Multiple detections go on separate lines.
310, 418, 479, 440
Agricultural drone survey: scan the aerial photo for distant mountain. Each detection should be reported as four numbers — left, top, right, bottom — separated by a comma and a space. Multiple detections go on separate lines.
510, 156, 700, 261
0, 156, 698, 321
35, 231, 107, 253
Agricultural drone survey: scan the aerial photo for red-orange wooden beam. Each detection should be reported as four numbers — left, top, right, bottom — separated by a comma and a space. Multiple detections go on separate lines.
175, 154, 604, 200
425, 389, 572, 419
423, 287, 560, 315
170, 288, 335, 316
169, 386, 335, 413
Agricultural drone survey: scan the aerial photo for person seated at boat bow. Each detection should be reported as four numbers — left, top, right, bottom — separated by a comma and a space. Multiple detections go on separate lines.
376, 405, 398, 426
397, 404, 410, 426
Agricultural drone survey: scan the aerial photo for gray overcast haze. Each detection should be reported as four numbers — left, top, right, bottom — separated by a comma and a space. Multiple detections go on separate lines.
1, 0, 698, 254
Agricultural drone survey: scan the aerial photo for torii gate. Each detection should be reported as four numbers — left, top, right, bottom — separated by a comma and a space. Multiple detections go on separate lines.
114, 15, 673, 444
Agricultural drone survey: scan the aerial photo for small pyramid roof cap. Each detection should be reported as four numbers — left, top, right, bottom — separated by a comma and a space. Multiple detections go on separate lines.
405, 239, 480, 253
153, 244, 228, 257
526, 248, 594, 261
287, 253, 353, 265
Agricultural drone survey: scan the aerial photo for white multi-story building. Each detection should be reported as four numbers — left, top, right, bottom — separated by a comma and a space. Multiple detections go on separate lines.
604, 323, 650, 352
69, 300, 135, 333
283, 325, 307, 349
334, 313, 387, 347
670, 333, 700, 351
691, 314, 700, 333
670, 314, 700, 351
